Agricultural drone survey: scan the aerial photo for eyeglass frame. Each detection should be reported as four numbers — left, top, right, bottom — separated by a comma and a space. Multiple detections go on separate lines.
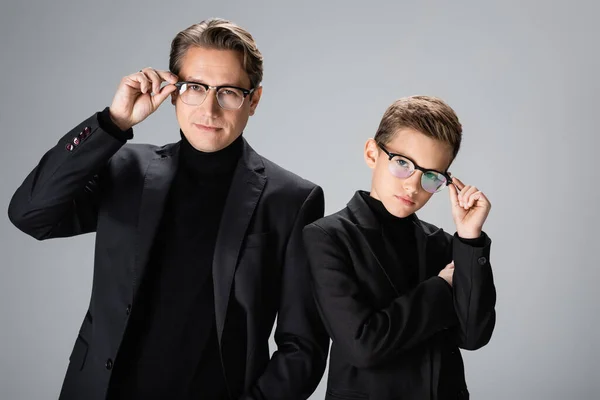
377, 143, 453, 192
174, 81, 256, 110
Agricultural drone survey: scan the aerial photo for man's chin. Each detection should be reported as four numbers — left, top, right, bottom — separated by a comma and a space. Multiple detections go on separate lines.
187, 138, 224, 153
183, 132, 227, 153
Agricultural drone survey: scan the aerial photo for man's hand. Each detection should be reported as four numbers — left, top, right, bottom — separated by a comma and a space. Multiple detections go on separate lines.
448, 176, 491, 239
438, 261, 455, 287
108, 68, 179, 131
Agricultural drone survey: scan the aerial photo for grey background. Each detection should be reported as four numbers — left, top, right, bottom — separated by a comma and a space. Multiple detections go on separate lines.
1, 0, 598, 398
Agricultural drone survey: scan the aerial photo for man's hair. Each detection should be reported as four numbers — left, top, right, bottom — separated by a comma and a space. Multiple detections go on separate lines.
374, 95, 462, 159
169, 18, 263, 89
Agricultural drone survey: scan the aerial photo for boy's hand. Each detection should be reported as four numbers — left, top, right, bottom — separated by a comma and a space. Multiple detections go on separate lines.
438, 261, 455, 287
448, 176, 491, 239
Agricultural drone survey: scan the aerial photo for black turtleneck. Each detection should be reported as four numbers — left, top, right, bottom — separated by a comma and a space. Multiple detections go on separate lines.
359, 191, 420, 288
358, 191, 486, 291
108, 131, 242, 400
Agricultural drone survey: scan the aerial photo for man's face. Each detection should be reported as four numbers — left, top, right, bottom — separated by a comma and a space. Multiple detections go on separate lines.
172, 46, 262, 152
364, 128, 454, 218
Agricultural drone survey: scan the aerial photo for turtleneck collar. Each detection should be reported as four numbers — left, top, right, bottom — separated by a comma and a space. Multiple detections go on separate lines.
179, 131, 243, 178
358, 190, 416, 227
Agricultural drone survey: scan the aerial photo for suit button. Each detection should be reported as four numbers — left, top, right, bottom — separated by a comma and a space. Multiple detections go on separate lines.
477, 256, 487, 265
73, 137, 80, 145
126, 304, 132, 315
105, 359, 113, 370
65, 143, 74, 151
83, 126, 91, 135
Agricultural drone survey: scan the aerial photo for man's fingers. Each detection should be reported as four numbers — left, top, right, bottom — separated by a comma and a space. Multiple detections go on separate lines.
139, 68, 179, 94
131, 72, 151, 94
142, 68, 163, 95
152, 84, 177, 108
123, 78, 142, 92
156, 69, 179, 84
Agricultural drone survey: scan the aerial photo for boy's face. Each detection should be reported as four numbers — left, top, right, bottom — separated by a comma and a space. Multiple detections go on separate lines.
364, 128, 454, 218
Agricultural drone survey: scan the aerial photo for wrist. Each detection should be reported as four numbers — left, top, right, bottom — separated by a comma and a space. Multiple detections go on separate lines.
108, 108, 131, 131
456, 229, 481, 239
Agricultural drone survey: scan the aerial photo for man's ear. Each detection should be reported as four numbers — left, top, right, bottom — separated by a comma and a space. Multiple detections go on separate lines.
248, 86, 263, 116
364, 138, 379, 169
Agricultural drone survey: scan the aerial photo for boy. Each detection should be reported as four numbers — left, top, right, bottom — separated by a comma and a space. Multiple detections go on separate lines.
303, 96, 496, 400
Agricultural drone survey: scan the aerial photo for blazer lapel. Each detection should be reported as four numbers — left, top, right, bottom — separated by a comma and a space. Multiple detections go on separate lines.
133, 143, 179, 295
348, 192, 408, 296
348, 191, 449, 294
212, 138, 266, 345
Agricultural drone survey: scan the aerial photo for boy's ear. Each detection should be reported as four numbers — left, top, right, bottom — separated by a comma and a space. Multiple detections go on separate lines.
364, 139, 379, 169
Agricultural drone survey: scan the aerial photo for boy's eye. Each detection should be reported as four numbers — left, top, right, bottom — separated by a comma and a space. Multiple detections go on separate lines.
424, 172, 444, 183
394, 158, 410, 168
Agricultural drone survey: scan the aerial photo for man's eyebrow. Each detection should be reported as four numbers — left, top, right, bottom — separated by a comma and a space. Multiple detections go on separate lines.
183, 77, 245, 87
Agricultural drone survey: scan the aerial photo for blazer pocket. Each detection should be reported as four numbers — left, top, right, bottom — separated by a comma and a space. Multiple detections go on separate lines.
326, 388, 369, 400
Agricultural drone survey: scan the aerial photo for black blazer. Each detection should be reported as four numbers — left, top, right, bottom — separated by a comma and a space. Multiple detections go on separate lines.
302, 192, 496, 400
8, 111, 329, 400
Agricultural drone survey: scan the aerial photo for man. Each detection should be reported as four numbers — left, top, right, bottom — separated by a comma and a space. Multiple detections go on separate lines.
8, 18, 328, 400
303, 96, 496, 399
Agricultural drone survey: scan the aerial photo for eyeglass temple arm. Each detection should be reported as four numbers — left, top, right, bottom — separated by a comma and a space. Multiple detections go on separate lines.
446, 174, 462, 192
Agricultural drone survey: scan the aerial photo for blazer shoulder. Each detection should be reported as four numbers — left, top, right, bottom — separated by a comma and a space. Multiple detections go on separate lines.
111, 142, 162, 161
305, 207, 352, 236
260, 155, 320, 195
108, 142, 175, 169
302, 208, 356, 263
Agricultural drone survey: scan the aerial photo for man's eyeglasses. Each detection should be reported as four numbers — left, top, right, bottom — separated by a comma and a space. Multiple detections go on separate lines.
378, 143, 452, 194
174, 82, 255, 110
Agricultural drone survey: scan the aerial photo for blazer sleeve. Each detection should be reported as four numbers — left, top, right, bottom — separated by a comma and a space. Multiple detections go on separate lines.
451, 232, 496, 350
303, 222, 458, 369
7, 109, 130, 240
242, 186, 330, 400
